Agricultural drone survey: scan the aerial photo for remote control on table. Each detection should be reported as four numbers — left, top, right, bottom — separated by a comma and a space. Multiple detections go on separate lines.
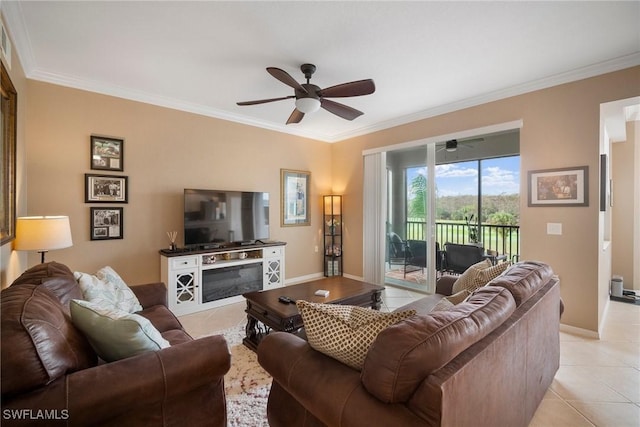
278, 296, 295, 304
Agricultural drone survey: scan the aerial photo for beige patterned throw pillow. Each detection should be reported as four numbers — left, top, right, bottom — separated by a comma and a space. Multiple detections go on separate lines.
296, 301, 415, 370
451, 259, 492, 294
475, 261, 510, 287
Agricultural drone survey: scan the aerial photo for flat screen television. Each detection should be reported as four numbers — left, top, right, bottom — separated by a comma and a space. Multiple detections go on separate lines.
184, 189, 269, 248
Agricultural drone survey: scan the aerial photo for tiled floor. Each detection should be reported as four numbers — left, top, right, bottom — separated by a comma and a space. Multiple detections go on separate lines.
178, 286, 640, 426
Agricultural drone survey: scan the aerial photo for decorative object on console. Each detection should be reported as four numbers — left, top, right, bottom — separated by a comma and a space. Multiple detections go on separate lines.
90, 207, 123, 240
281, 169, 310, 226
14, 215, 73, 263
90, 135, 124, 171
85, 173, 128, 203
323, 195, 342, 276
167, 230, 177, 251
528, 165, 589, 207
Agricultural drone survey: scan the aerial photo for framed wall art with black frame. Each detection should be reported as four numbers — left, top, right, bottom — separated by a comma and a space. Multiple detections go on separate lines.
85, 174, 128, 203
91, 135, 124, 171
528, 166, 589, 207
90, 207, 123, 240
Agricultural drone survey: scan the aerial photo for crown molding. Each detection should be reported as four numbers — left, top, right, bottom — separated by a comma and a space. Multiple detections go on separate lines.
4, 1, 639, 144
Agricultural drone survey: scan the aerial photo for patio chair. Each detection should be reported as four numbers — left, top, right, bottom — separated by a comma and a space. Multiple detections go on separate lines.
387, 232, 409, 268
404, 240, 444, 278
442, 242, 486, 275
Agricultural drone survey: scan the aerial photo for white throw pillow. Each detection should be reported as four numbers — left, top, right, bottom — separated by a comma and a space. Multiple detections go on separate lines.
74, 267, 142, 313
70, 299, 170, 362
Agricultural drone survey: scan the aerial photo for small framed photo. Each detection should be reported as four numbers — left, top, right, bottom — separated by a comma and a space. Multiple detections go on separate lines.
85, 174, 128, 203
90, 207, 123, 240
281, 169, 310, 226
528, 166, 588, 207
91, 135, 124, 171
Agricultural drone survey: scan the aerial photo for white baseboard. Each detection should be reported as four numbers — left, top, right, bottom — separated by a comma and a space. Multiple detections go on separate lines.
284, 272, 365, 286
560, 323, 600, 339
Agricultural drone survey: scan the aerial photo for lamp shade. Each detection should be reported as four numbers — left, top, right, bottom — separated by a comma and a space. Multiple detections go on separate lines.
323, 195, 342, 215
14, 216, 73, 252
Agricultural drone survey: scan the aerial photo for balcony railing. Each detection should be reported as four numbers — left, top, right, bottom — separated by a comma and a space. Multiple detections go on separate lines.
405, 220, 520, 260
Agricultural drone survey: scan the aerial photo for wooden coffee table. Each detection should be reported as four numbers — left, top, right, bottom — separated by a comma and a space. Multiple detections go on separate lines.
242, 276, 385, 351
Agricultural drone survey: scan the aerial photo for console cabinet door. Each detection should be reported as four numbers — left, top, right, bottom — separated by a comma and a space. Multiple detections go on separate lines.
168, 256, 199, 314
263, 246, 284, 290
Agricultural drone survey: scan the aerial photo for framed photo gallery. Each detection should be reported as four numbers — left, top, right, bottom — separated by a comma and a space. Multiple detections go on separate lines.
86, 135, 127, 240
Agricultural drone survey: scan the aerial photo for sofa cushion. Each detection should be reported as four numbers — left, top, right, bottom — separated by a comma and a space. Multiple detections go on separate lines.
1, 284, 97, 397
452, 260, 510, 294
489, 261, 554, 306
362, 286, 516, 403
296, 301, 416, 370
430, 297, 454, 311
431, 289, 471, 312
137, 304, 185, 334
10, 261, 83, 311
74, 269, 142, 313
70, 299, 170, 362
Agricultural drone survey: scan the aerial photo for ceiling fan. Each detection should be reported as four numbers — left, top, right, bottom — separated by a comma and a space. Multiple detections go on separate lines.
237, 64, 375, 124
437, 138, 485, 153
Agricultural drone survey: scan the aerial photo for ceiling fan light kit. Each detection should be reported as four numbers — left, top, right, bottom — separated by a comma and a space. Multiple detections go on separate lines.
295, 97, 321, 113
237, 63, 375, 124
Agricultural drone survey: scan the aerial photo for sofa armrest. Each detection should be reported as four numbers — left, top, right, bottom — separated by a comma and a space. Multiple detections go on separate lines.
258, 332, 423, 427
5, 335, 230, 425
435, 275, 457, 296
131, 281, 168, 308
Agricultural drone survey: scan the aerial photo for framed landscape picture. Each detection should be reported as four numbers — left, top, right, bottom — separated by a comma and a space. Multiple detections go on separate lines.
85, 174, 128, 203
90, 207, 123, 240
528, 166, 588, 207
281, 169, 310, 226
91, 135, 124, 171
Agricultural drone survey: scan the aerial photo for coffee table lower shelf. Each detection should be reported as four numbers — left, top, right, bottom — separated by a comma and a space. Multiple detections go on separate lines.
242, 276, 384, 351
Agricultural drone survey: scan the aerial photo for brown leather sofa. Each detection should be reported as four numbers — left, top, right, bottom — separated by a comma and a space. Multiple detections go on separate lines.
258, 261, 561, 427
1, 262, 231, 426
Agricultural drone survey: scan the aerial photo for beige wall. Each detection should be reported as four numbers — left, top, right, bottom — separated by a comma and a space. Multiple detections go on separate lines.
2, 34, 638, 333
612, 120, 639, 290
333, 67, 640, 332
4, 81, 332, 286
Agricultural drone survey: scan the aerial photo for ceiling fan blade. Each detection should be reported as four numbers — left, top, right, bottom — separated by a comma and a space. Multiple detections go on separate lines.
320, 99, 363, 121
237, 95, 295, 106
267, 67, 308, 94
286, 109, 304, 124
319, 79, 375, 98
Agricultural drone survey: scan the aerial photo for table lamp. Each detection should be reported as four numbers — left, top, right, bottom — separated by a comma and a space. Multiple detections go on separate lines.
14, 216, 73, 263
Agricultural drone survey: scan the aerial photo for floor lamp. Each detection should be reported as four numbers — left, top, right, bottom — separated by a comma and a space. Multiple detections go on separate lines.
14, 216, 73, 263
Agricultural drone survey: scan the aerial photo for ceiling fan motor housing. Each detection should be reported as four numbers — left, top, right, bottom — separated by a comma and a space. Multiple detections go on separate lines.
301, 63, 317, 81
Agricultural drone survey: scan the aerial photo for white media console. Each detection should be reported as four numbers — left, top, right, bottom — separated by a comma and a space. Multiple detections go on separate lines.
160, 242, 285, 316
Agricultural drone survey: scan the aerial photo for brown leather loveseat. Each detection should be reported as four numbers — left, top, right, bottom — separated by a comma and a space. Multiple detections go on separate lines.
258, 261, 561, 427
1, 262, 231, 426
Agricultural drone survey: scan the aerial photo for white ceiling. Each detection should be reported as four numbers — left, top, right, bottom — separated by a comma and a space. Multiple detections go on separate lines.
2, 1, 639, 142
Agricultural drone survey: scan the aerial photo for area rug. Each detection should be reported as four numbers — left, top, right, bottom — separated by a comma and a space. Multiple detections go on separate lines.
204, 323, 271, 427
385, 267, 427, 284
